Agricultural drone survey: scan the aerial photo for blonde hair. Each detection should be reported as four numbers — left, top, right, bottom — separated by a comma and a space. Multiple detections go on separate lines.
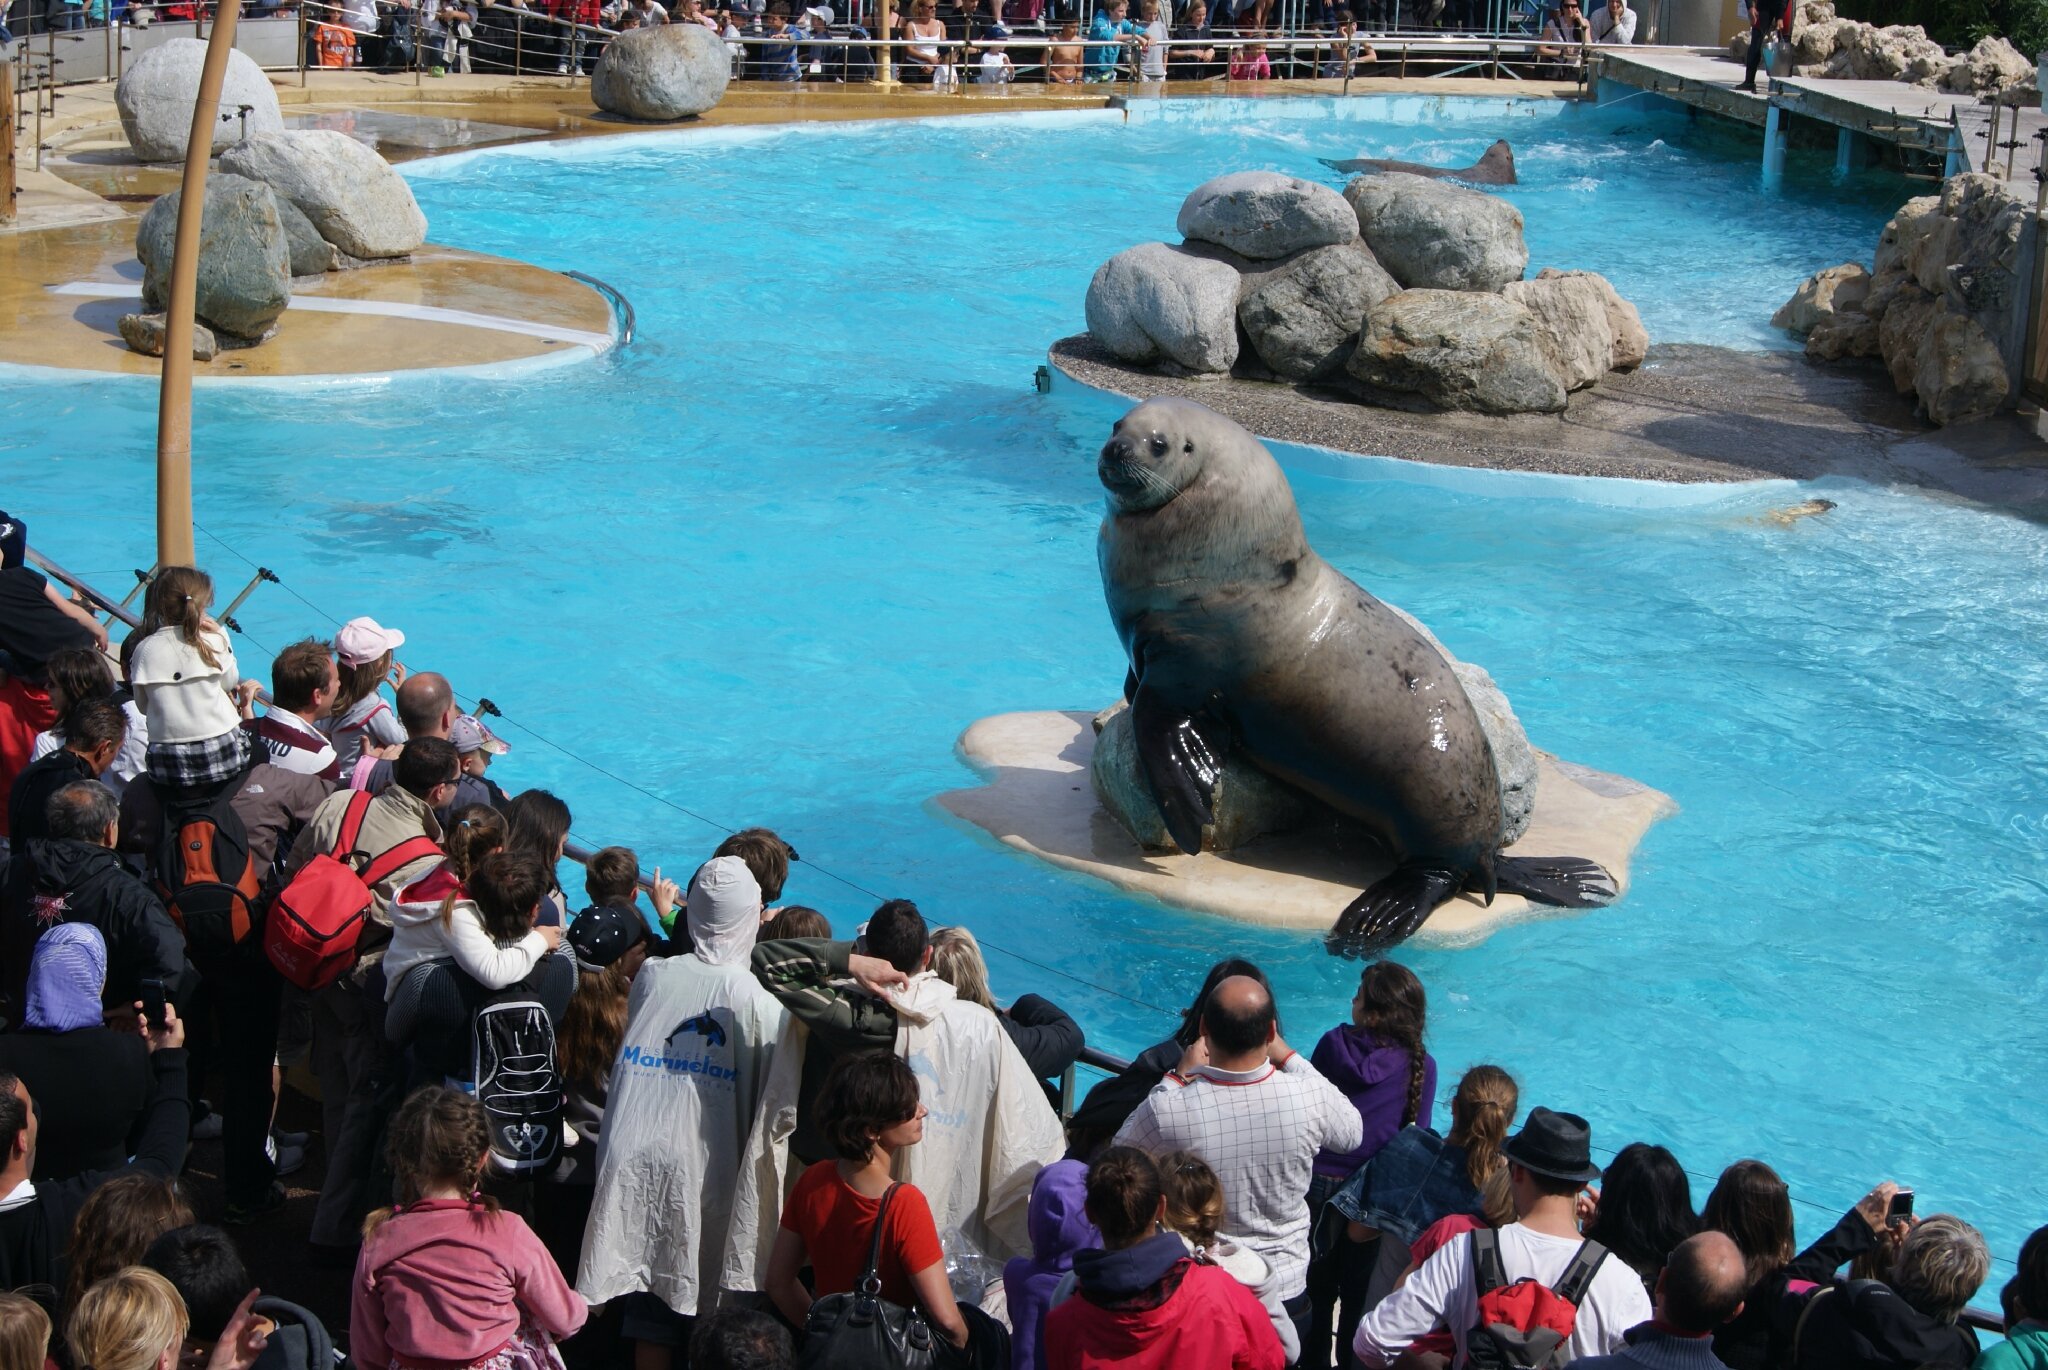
1447, 1064, 1518, 1197
1893, 1215, 1990, 1323
1158, 1150, 1225, 1250
67, 1267, 187, 1370
929, 927, 996, 1011
144, 567, 220, 671
0, 1293, 52, 1370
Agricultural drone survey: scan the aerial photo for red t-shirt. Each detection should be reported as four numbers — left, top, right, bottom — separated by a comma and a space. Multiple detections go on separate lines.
780, 1163, 945, 1308
0, 676, 56, 838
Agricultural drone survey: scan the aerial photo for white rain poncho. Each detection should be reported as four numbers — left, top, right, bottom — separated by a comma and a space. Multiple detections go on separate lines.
575, 859, 784, 1316
722, 972, 1064, 1292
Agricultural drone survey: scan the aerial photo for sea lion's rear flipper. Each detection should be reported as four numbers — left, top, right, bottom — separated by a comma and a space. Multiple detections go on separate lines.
1493, 855, 1618, 908
1319, 157, 1365, 174
1131, 686, 1228, 856
1325, 864, 1462, 958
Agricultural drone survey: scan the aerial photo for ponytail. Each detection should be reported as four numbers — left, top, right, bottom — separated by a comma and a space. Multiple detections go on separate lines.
1448, 1063, 1519, 1195
439, 804, 507, 929
1355, 960, 1429, 1127
145, 566, 221, 670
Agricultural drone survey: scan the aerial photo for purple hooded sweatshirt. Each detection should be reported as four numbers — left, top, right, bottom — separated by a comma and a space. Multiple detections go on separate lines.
1310, 1026, 1437, 1179
1002, 1158, 1100, 1370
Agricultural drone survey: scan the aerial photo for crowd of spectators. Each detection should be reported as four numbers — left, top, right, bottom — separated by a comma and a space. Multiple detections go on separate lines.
0, 512, 2037, 1370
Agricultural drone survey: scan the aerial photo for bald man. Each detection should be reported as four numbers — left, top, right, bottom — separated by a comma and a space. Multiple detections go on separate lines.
357, 672, 493, 815
1569, 1230, 1748, 1369
1112, 974, 1361, 1361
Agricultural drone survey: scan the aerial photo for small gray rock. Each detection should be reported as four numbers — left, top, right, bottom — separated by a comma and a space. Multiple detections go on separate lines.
1344, 171, 1529, 293
1238, 241, 1399, 381
220, 130, 426, 261
118, 311, 219, 361
1084, 242, 1241, 375
115, 39, 284, 164
136, 174, 291, 341
1176, 171, 1358, 261
1347, 288, 1566, 414
274, 194, 339, 277
591, 22, 732, 121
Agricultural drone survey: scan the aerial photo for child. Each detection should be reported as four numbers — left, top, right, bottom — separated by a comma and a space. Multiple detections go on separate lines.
978, 27, 1014, 81
451, 714, 511, 808
144, 1224, 334, 1370
1228, 32, 1269, 78
1046, 18, 1083, 80
323, 616, 408, 775
353, 1087, 587, 1369
0, 1292, 50, 1370
1158, 1150, 1297, 1364
384, 806, 558, 1011
1135, 0, 1166, 79
127, 567, 257, 790
1003, 1158, 1098, 1370
582, 844, 679, 945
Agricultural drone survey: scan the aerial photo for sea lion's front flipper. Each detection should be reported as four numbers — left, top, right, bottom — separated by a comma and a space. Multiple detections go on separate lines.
1325, 864, 1461, 958
1130, 685, 1227, 856
1493, 856, 1618, 908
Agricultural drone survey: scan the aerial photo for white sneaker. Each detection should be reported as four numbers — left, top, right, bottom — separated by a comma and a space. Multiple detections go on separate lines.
274, 1143, 307, 1178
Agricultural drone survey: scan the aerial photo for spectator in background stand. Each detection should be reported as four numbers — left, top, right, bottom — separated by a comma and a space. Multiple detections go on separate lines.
1321, 8, 1373, 75
1535, 0, 1587, 74
581, 843, 679, 947
244, 639, 341, 781
1084, 0, 1135, 78
978, 24, 1015, 81
127, 568, 260, 794
321, 617, 407, 776
1170, 0, 1217, 78
1045, 18, 1083, 80
423, 0, 477, 71
899, 0, 948, 79
28, 646, 146, 798
1228, 32, 1269, 77
756, 3, 802, 77
1790, 1208, 1988, 1370
350, 671, 454, 790
1587, 0, 1633, 41
1581, 1142, 1700, 1296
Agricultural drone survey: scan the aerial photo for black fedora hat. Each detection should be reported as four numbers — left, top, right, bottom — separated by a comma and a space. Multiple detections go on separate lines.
1501, 1107, 1603, 1186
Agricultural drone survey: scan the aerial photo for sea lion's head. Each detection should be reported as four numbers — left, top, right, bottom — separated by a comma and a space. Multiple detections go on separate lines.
1097, 398, 1214, 514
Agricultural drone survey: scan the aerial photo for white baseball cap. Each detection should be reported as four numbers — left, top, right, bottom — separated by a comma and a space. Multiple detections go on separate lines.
334, 616, 406, 668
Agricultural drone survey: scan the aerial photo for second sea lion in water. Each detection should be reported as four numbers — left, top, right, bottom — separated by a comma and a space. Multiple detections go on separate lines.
1320, 138, 1518, 185
1095, 397, 1615, 955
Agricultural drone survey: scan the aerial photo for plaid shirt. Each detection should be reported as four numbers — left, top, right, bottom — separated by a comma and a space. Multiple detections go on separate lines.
1112, 1054, 1362, 1300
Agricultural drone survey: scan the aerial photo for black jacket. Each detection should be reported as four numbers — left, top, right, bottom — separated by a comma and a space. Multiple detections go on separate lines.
1065, 1035, 1181, 1158
2, 838, 193, 1015
1791, 1276, 1979, 1370
6, 748, 92, 847
1714, 1206, 1876, 1370
1001, 993, 1084, 1084
0, 1046, 190, 1293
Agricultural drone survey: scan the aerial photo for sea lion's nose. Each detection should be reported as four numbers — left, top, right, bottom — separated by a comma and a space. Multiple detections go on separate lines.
1101, 436, 1136, 463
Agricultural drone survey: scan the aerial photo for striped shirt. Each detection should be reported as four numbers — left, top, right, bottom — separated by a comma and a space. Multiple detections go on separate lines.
1112, 1054, 1362, 1300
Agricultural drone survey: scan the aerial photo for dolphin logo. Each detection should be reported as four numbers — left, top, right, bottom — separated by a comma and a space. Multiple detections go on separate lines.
668, 1012, 727, 1049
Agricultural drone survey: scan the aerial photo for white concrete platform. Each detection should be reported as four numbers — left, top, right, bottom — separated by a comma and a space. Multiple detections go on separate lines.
935, 710, 1677, 947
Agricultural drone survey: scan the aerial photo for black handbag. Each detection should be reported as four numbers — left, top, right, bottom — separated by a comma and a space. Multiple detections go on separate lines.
798, 1183, 945, 1370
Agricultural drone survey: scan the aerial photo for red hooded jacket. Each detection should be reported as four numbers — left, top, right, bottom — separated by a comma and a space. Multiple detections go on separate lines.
1043, 1232, 1285, 1370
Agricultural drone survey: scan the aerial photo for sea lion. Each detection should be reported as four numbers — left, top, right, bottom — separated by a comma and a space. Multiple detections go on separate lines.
1320, 138, 1518, 185
1758, 498, 1836, 527
1095, 397, 1615, 955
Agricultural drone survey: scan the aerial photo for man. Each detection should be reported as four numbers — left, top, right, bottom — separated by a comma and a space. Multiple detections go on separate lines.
120, 752, 332, 1222
1170, 0, 1219, 78
2, 779, 191, 1016
1587, 0, 1633, 43
1352, 1107, 1653, 1366
245, 639, 341, 781
726, 900, 1063, 1290
1572, 1231, 1748, 1369
8, 696, 125, 844
282, 736, 456, 1254
1112, 974, 1362, 1357
1736, 0, 1785, 90
357, 673, 493, 815
0, 1002, 190, 1291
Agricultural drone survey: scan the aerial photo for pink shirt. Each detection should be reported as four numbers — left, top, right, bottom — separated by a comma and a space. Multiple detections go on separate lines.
352, 1200, 586, 1368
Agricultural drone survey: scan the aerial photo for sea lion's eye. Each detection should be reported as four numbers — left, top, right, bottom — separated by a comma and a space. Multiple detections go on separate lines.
1149, 436, 1168, 456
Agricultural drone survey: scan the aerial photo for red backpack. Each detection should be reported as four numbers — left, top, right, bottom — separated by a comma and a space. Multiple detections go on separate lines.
1465, 1229, 1611, 1370
265, 792, 440, 991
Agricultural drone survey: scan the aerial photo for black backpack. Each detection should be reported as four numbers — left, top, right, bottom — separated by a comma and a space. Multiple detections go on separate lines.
248, 1296, 333, 1370
473, 998, 562, 1176
154, 778, 265, 953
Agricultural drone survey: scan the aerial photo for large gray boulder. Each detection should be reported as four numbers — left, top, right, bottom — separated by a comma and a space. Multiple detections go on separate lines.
1502, 273, 1614, 390
135, 174, 291, 342
1937, 34, 2033, 93
1237, 241, 1399, 381
1084, 242, 1241, 375
115, 39, 283, 164
1772, 262, 1870, 335
219, 130, 426, 261
1913, 308, 2010, 424
1176, 172, 1358, 261
591, 22, 731, 121
1877, 286, 1939, 393
1344, 171, 1528, 293
1347, 289, 1566, 414
1534, 267, 1646, 369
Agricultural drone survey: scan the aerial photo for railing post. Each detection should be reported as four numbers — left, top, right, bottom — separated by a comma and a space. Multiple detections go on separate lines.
877, 0, 891, 84
1059, 1064, 1076, 1121
1, 59, 14, 227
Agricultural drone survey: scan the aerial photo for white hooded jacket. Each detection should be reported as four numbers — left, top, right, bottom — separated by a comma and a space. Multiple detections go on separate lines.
722, 972, 1064, 1293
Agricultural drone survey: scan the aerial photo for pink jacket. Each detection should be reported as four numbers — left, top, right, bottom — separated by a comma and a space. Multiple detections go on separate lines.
352, 1200, 587, 1368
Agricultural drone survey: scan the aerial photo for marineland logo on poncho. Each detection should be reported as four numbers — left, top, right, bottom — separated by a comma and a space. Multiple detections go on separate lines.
617, 1041, 738, 1081
903, 1050, 968, 1129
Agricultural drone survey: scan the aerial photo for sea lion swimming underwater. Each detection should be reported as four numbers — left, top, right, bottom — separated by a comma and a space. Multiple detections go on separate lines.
1095, 397, 1617, 955
1320, 138, 1518, 185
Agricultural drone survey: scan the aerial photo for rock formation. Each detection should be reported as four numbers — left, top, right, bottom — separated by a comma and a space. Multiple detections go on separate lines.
1733, 1, 2037, 95
1343, 171, 1529, 292
220, 130, 428, 261
1176, 171, 1357, 260
114, 39, 284, 163
591, 22, 732, 121
1084, 243, 1243, 374
134, 175, 291, 343
1348, 289, 1568, 415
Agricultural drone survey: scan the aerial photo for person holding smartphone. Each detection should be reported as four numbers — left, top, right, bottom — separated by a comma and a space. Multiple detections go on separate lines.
1534, 0, 1588, 75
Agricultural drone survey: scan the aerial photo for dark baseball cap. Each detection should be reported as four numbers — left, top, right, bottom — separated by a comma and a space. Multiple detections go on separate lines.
568, 903, 649, 968
0, 510, 25, 570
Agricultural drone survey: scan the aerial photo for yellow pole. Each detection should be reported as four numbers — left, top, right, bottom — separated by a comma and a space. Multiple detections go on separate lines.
155, 0, 245, 567
878, 0, 892, 85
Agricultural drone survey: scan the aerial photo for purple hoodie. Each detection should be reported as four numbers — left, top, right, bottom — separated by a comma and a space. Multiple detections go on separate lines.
1002, 1159, 1100, 1370
1310, 1025, 1437, 1178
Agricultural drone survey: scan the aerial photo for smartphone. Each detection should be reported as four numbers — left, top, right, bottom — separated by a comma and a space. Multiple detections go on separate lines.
140, 978, 167, 1029
1886, 1188, 1915, 1225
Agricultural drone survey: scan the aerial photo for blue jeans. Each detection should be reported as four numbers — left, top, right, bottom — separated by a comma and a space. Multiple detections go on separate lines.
56, 5, 88, 28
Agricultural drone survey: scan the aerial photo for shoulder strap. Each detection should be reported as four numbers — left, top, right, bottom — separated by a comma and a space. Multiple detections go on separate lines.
1790, 1284, 1837, 1366
1553, 1239, 1609, 1307
329, 791, 374, 862
360, 835, 444, 888
1470, 1226, 1506, 1295
858, 1182, 902, 1296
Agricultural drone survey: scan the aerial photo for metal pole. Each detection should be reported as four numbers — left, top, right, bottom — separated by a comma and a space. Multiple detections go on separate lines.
1984, 97, 1999, 171
877, 0, 891, 83
1, 60, 13, 226
154, 0, 243, 568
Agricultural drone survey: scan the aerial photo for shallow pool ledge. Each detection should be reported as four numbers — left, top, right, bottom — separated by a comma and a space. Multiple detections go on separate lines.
935, 709, 1677, 947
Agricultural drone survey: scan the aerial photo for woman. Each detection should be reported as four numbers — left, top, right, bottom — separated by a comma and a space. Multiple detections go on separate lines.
1044, 1147, 1284, 1369
0, 925, 150, 1180
68, 1267, 267, 1370
1307, 960, 1435, 1370
928, 925, 1083, 1089
555, 903, 646, 1172
1581, 1142, 1698, 1294
1703, 1162, 1907, 1370
62, 1176, 195, 1331
899, 0, 948, 81
502, 789, 572, 924
765, 1053, 969, 1350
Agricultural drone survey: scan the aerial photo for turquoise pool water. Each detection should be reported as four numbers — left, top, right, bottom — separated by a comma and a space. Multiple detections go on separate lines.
6, 98, 2042, 1274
